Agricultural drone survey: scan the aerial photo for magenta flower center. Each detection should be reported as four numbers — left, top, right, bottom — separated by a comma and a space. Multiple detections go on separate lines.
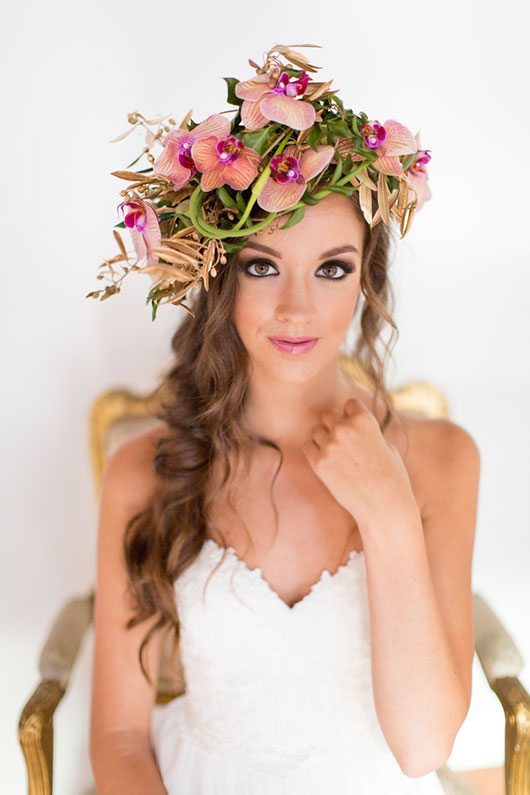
216, 135, 244, 164
360, 122, 387, 150
274, 70, 310, 98
407, 149, 431, 174
270, 154, 301, 184
120, 201, 146, 232
178, 138, 195, 169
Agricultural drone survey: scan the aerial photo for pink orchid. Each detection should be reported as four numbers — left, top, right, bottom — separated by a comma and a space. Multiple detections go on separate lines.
256, 144, 335, 213
235, 70, 316, 132
152, 114, 231, 190
119, 199, 161, 266
190, 133, 262, 192
360, 119, 417, 177
404, 135, 432, 211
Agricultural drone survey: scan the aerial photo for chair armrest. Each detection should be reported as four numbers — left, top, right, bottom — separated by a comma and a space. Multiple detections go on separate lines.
473, 593, 524, 685
38, 590, 95, 689
473, 592, 530, 795
19, 590, 95, 795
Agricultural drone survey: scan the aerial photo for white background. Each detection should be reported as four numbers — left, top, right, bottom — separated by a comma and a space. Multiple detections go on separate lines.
2, 1, 529, 793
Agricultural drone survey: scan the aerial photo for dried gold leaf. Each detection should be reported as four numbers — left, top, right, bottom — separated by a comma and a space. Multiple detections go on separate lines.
113, 230, 129, 261
179, 109, 193, 130
305, 80, 333, 101
111, 170, 150, 182
359, 184, 373, 224
377, 172, 390, 225
141, 264, 192, 283
108, 126, 138, 144
356, 169, 377, 191
150, 246, 200, 266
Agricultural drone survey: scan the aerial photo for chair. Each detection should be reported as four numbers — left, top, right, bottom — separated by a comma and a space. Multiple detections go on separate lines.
18, 355, 529, 795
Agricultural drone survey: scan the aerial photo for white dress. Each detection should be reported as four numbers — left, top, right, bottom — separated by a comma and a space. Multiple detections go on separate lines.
150, 537, 447, 794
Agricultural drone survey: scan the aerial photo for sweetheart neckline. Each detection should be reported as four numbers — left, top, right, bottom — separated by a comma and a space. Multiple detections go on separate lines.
202, 537, 365, 612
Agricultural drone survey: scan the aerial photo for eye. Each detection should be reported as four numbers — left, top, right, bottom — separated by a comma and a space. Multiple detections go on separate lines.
317, 260, 355, 280
239, 258, 355, 280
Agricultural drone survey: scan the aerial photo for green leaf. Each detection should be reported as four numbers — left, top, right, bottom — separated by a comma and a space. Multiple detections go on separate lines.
240, 127, 273, 155
301, 191, 321, 206
280, 206, 306, 229
216, 186, 238, 209
327, 119, 350, 138
234, 191, 246, 213
113, 221, 126, 228
223, 77, 241, 106
330, 151, 344, 185
307, 123, 323, 151
323, 184, 356, 196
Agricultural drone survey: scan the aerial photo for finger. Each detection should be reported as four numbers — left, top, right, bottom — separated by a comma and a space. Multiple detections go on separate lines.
320, 408, 341, 430
342, 397, 366, 417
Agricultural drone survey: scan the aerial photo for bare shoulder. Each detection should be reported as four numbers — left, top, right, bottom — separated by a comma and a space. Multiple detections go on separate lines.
102, 422, 169, 509
398, 413, 481, 518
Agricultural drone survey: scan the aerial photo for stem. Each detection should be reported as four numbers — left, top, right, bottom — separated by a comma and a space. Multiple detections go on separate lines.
231, 132, 294, 231
189, 185, 279, 239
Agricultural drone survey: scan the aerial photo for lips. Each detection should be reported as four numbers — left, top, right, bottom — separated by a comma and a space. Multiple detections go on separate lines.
268, 336, 319, 355
270, 336, 317, 343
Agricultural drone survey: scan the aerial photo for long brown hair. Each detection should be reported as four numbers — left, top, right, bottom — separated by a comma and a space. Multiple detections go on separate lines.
123, 191, 401, 684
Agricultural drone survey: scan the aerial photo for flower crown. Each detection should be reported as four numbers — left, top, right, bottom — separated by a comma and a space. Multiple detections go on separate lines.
87, 43, 431, 321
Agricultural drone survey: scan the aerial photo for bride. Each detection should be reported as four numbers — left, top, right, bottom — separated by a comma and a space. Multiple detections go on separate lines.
89, 188, 480, 794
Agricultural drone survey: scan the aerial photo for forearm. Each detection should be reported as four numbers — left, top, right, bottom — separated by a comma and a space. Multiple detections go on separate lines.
360, 508, 468, 776
91, 737, 168, 795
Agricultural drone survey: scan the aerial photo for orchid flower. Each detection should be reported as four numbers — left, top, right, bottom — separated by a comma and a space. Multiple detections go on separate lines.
404, 134, 432, 211
190, 134, 262, 191
235, 70, 316, 131
152, 114, 231, 190
256, 144, 335, 212
119, 199, 161, 265
360, 119, 417, 177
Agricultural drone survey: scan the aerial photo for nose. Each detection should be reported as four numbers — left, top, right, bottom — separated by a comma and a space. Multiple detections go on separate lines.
274, 276, 316, 322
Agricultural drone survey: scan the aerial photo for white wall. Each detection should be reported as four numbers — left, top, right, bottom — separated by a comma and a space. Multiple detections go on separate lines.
2, 1, 529, 792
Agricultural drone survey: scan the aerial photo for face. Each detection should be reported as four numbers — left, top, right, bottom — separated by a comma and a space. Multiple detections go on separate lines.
232, 192, 365, 383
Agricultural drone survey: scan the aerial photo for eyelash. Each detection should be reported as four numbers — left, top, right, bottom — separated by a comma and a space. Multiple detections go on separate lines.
239, 259, 355, 280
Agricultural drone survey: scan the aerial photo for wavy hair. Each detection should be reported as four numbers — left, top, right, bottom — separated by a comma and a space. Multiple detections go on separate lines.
123, 190, 402, 685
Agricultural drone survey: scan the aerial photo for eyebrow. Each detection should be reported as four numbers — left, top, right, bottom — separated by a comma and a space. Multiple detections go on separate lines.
240, 241, 359, 258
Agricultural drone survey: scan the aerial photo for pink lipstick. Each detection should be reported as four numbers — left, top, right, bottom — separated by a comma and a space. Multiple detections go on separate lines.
268, 336, 319, 355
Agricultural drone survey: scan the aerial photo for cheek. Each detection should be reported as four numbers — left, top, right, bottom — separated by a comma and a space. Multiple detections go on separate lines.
232, 280, 270, 339
320, 282, 361, 335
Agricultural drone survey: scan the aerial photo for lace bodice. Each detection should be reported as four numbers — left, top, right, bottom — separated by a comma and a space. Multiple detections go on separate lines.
160, 538, 392, 777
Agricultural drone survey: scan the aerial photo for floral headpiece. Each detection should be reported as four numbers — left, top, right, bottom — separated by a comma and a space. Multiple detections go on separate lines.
87, 43, 431, 320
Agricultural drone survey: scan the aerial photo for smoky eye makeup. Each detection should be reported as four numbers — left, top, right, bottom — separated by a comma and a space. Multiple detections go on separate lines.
237, 258, 356, 279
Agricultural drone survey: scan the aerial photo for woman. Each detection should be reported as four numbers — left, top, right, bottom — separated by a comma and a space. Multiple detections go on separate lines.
89, 45, 480, 795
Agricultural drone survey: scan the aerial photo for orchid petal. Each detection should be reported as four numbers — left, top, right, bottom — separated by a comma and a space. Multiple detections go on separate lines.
234, 73, 274, 101
373, 155, 404, 177
152, 140, 193, 189
259, 93, 316, 130
405, 172, 432, 211
299, 144, 335, 181
240, 99, 270, 131
380, 119, 417, 156
222, 149, 261, 191
257, 177, 306, 212
200, 165, 228, 192
192, 113, 231, 141
190, 137, 223, 172
129, 202, 161, 265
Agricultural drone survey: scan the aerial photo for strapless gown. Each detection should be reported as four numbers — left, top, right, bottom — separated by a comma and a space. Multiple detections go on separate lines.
150, 538, 447, 794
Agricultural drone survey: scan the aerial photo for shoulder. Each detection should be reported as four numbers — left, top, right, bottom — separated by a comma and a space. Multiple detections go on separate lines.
404, 415, 481, 518
101, 422, 169, 513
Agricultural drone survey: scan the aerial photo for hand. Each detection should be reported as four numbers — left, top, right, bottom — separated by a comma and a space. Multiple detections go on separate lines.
301, 397, 419, 531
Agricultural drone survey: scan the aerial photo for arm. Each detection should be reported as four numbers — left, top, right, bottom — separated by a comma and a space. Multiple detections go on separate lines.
360, 420, 480, 777
89, 430, 169, 795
